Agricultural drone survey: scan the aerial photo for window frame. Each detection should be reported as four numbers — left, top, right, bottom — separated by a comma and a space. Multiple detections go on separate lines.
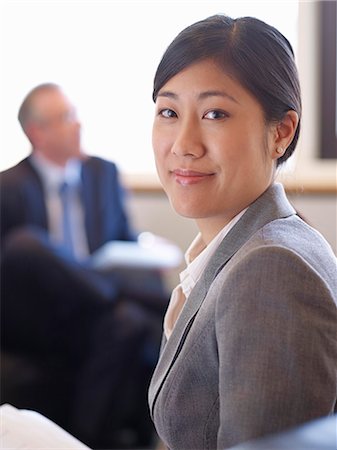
319, 0, 337, 159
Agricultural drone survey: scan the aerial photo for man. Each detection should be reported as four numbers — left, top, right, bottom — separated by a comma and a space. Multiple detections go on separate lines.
0, 83, 168, 449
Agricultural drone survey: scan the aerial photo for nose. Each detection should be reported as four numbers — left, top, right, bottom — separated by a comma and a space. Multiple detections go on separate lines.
171, 119, 205, 158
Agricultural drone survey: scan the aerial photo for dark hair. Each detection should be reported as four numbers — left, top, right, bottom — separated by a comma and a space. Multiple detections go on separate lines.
153, 14, 301, 165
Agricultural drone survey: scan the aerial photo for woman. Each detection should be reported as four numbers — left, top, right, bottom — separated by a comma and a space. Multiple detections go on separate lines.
148, 14, 337, 450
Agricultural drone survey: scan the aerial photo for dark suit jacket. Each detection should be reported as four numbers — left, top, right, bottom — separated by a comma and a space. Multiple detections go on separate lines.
0, 155, 165, 448
0, 155, 135, 251
148, 183, 337, 450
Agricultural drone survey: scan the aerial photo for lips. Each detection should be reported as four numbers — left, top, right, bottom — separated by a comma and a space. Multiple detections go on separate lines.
172, 168, 215, 186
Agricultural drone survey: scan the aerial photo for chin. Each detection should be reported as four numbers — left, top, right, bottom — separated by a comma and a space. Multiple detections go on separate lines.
169, 199, 205, 219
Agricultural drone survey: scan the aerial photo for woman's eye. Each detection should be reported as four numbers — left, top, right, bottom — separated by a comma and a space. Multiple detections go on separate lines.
204, 110, 229, 120
158, 108, 177, 118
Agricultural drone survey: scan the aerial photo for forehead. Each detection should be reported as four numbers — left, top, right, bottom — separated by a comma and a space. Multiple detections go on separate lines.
157, 58, 265, 115
33, 89, 73, 116
159, 59, 244, 97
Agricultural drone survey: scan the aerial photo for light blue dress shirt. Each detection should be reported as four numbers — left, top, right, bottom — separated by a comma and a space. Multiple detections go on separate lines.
30, 151, 89, 260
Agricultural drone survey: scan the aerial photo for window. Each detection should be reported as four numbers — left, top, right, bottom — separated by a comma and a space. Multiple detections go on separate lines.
0, 0, 299, 174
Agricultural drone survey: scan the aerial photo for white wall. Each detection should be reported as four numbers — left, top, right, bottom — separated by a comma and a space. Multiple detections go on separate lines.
126, 190, 337, 289
288, 193, 337, 253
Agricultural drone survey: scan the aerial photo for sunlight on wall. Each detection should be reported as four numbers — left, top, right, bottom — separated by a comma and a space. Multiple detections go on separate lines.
0, 0, 298, 174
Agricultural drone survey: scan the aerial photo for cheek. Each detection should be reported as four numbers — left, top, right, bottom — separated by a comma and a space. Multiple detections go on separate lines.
152, 140, 165, 181
152, 129, 170, 163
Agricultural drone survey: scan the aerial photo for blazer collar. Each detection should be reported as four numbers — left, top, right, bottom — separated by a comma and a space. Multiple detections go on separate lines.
149, 183, 296, 414
80, 158, 103, 253
22, 157, 49, 229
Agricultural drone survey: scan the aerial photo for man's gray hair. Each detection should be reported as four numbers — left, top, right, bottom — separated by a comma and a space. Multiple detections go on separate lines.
18, 82, 61, 131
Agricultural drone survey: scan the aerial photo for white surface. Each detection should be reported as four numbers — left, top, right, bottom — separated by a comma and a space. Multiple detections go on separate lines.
91, 233, 183, 270
0, 404, 90, 449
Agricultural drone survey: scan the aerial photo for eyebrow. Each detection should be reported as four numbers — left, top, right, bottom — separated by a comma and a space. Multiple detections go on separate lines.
157, 90, 239, 104
199, 90, 239, 104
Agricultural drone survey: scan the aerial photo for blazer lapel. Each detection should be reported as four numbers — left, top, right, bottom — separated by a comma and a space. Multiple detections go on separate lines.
25, 158, 48, 229
81, 158, 103, 253
149, 183, 296, 414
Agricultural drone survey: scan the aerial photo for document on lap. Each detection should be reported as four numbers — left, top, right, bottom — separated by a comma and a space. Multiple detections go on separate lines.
0, 404, 91, 449
91, 232, 183, 271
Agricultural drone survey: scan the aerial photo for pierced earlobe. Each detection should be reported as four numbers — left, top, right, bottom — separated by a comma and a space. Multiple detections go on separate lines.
274, 110, 299, 154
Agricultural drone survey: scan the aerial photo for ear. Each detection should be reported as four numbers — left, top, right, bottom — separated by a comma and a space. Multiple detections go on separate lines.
25, 122, 42, 147
271, 110, 299, 160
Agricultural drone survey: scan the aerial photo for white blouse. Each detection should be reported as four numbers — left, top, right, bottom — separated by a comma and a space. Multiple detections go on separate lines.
164, 208, 247, 339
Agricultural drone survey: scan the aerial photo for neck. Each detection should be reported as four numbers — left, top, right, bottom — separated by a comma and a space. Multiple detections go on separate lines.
196, 216, 236, 245
32, 148, 75, 167
33, 149, 69, 168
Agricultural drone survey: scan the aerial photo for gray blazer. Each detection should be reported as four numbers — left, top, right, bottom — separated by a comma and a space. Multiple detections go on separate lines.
148, 183, 337, 450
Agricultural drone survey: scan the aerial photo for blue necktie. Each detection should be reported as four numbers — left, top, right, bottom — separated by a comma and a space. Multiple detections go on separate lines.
59, 182, 76, 257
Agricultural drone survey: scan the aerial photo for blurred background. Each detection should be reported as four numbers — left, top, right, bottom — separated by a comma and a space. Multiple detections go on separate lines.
1, 0, 336, 277
0, 2, 336, 448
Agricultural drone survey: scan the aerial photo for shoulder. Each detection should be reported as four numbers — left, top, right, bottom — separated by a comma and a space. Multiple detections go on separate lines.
81, 157, 126, 193
215, 217, 337, 309
235, 215, 336, 280
261, 214, 334, 256
0, 158, 34, 187
260, 216, 336, 287
83, 156, 117, 173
